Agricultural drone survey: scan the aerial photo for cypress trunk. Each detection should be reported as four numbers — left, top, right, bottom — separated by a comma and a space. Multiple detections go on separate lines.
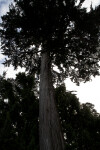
39, 52, 65, 150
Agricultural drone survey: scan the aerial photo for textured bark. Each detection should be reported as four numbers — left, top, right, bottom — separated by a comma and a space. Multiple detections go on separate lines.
39, 52, 65, 150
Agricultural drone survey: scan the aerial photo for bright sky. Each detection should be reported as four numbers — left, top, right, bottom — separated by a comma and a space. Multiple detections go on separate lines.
0, 0, 100, 113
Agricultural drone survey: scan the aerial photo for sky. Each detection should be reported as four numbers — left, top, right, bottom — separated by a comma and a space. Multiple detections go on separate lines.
0, 0, 100, 112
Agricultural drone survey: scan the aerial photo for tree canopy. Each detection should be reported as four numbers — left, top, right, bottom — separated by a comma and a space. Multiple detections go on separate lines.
0, 0, 100, 84
0, 73, 39, 150
55, 84, 100, 150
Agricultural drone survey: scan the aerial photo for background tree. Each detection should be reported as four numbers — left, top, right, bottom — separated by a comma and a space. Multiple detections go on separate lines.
0, 73, 39, 150
55, 84, 100, 150
0, 0, 100, 149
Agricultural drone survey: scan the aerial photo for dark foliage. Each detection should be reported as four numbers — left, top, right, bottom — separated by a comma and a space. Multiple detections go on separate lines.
55, 84, 100, 150
0, 0, 100, 84
0, 73, 39, 150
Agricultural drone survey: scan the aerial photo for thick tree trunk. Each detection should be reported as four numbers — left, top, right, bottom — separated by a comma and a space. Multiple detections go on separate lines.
39, 52, 65, 150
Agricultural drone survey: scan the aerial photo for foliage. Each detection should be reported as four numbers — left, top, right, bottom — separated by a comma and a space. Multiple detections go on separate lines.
0, 0, 100, 83
0, 73, 39, 150
55, 84, 100, 150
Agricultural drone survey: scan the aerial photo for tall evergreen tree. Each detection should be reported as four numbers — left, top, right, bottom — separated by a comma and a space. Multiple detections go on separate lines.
0, 0, 100, 149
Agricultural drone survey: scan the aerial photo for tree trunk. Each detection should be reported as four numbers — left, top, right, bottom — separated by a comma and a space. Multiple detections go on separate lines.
39, 51, 65, 150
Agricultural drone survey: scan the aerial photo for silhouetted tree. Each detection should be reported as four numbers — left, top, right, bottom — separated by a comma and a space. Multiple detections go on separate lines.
1, 0, 100, 149
55, 84, 100, 150
0, 73, 39, 150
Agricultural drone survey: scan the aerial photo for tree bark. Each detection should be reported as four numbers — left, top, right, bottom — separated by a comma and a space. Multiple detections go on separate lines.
39, 51, 65, 150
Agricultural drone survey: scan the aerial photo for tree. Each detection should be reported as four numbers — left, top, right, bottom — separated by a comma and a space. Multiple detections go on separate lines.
0, 0, 100, 149
55, 84, 100, 150
0, 73, 39, 150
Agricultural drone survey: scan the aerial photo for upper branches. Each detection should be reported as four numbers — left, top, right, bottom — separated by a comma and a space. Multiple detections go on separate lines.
0, 0, 100, 84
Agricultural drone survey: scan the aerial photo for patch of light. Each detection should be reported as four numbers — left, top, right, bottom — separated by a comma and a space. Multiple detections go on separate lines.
4, 98, 8, 103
